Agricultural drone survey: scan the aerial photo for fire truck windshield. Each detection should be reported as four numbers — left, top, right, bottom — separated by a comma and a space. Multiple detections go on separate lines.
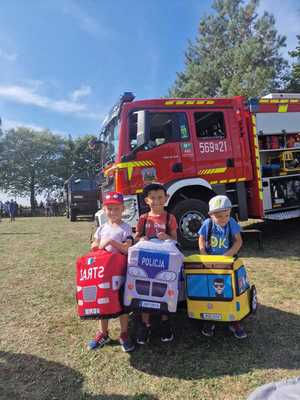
101, 118, 120, 165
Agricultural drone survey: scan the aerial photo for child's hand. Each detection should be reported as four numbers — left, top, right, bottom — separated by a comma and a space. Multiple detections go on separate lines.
140, 236, 149, 241
100, 238, 111, 248
157, 232, 169, 240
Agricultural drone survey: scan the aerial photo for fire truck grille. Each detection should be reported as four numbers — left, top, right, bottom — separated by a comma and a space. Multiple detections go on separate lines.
82, 285, 97, 302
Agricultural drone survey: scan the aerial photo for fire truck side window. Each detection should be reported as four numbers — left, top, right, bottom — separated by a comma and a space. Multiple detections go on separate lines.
194, 112, 226, 139
129, 112, 189, 149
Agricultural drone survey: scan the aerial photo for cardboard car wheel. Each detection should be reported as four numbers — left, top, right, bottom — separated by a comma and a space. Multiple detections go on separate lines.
250, 285, 258, 314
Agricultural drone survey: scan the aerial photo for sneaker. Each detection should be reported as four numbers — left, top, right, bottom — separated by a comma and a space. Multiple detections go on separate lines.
87, 331, 110, 350
119, 333, 135, 352
201, 323, 216, 337
229, 322, 247, 339
160, 320, 174, 342
136, 323, 151, 345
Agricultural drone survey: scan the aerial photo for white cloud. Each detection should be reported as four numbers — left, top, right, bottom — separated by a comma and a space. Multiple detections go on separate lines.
0, 84, 99, 119
62, 1, 109, 37
70, 85, 92, 102
2, 118, 66, 136
0, 48, 17, 62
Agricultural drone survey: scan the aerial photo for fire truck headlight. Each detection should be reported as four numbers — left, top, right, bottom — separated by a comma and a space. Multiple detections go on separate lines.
156, 271, 176, 281
128, 266, 147, 278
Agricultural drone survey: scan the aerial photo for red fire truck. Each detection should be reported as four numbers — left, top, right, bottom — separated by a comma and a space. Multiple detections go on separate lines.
95, 92, 300, 248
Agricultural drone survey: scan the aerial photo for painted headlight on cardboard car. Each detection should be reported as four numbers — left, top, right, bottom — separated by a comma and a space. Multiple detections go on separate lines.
155, 271, 176, 281
128, 266, 148, 278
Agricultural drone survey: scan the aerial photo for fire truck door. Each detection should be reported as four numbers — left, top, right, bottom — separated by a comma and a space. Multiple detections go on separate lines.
134, 111, 188, 186
192, 110, 240, 181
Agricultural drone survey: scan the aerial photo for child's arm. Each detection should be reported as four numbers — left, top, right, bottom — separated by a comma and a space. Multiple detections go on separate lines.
198, 234, 207, 255
224, 233, 243, 256
135, 216, 148, 242
157, 229, 177, 241
90, 239, 100, 250
106, 238, 133, 254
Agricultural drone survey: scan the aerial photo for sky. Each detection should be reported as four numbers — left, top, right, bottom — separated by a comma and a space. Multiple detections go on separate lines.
0, 0, 299, 204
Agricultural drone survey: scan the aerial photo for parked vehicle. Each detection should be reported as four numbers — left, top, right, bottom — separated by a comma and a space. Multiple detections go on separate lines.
64, 175, 99, 222
94, 92, 300, 248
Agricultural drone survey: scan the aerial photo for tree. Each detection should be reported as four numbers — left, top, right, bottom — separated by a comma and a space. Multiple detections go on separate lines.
0, 128, 101, 209
59, 134, 100, 178
285, 35, 300, 92
0, 128, 65, 210
169, 0, 288, 98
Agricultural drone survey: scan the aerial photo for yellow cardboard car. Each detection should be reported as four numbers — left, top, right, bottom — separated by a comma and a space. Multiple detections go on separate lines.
184, 254, 257, 322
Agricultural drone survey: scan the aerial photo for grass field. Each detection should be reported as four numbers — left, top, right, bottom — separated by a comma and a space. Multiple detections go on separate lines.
0, 216, 299, 400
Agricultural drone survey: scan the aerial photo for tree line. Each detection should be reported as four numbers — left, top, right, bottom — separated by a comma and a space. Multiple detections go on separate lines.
0, 128, 99, 209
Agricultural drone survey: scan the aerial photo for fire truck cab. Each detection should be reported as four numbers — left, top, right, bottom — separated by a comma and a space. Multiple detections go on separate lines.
95, 92, 300, 248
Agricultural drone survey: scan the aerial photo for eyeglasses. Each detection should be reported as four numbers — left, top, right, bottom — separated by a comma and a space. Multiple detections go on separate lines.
214, 283, 224, 288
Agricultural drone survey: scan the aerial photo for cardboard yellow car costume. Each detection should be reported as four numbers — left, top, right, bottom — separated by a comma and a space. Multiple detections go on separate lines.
184, 254, 257, 322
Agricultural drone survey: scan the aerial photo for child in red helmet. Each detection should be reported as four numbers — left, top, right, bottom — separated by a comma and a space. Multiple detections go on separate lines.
88, 192, 135, 352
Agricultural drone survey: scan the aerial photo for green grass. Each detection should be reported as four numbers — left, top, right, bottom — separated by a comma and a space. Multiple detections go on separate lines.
0, 216, 299, 400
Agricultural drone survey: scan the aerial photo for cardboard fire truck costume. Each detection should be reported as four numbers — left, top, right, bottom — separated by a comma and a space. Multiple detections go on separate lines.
76, 249, 127, 319
124, 239, 184, 313
184, 254, 257, 322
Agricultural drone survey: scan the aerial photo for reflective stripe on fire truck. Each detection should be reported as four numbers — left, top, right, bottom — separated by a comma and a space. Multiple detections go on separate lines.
259, 98, 299, 112
164, 100, 216, 106
104, 160, 155, 180
209, 177, 246, 184
251, 115, 263, 200
198, 167, 227, 175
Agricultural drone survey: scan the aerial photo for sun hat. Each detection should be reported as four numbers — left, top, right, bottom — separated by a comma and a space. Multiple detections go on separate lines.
208, 195, 232, 214
103, 191, 124, 205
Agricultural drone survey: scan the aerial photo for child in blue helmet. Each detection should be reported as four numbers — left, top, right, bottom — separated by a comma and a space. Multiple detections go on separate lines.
198, 195, 247, 339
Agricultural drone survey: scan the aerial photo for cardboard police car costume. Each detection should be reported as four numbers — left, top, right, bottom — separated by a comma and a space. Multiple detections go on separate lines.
184, 254, 257, 322
76, 249, 127, 319
124, 239, 184, 313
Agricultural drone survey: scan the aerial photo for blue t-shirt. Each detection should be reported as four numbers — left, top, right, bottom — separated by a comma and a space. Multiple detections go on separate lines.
198, 217, 241, 255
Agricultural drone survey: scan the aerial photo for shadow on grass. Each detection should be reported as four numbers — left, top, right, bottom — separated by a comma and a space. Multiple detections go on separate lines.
0, 351, 158, 400
129, 304, 300, 379
240, 218, 300, 259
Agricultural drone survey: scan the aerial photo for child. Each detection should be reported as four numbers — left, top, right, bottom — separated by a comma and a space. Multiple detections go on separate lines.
135, 183, 178, 344
198, 195, 247, 339
88, 191, 135, 352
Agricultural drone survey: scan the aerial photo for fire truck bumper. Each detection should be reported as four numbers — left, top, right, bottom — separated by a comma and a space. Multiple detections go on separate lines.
94, 195, 139, 228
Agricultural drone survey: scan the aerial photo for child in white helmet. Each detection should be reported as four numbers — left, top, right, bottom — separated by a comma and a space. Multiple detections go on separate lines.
198, 195, 246, 339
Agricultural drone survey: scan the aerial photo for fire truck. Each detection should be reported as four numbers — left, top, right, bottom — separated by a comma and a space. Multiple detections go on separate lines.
95, 92, 300, 248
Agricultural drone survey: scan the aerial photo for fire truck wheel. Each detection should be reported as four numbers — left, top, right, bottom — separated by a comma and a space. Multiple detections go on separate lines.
172, 199, 208, 249
70, 209, 77, 222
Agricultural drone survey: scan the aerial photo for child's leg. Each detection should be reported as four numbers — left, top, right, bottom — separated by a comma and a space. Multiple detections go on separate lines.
118, 313, 135, 352
87, 319, 110, 350
141, 312, 150, 326
228, 321, 247, 339
137, 313, 151, 345
160, 314, 174, 342
100, 319, 109, 335
119, 313, 129, 335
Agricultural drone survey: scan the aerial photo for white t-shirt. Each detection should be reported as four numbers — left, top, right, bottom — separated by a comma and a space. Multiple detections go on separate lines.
94, 222, 133, 253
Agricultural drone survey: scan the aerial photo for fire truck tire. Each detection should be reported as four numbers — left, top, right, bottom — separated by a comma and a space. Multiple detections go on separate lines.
171, 198, 208, 249
70, 209, 77, 222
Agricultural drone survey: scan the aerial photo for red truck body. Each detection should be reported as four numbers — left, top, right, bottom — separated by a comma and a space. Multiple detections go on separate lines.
95, 93, 300, 248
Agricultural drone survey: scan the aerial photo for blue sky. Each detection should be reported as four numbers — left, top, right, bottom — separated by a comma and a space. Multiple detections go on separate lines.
0, 0, 299, 139
0, 0, 299, 204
